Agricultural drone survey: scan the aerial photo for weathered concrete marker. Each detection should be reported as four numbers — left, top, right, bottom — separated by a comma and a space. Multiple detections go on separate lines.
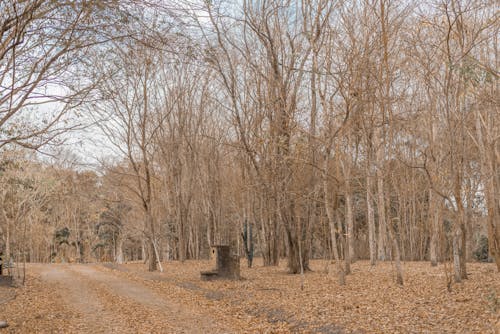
201, 245, 240, 281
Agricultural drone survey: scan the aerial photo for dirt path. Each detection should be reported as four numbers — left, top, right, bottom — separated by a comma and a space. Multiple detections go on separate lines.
34, 264, 130, 333
30, 264, 232, 334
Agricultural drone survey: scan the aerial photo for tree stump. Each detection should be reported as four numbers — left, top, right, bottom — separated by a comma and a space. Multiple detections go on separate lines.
201, 245, 240, 280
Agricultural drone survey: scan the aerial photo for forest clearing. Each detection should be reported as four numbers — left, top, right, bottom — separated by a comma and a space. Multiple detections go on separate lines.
1, 260, 499, 333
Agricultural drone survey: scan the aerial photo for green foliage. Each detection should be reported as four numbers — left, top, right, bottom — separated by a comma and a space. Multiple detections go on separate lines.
54, 227, 70, 246
473, 236, 489, 262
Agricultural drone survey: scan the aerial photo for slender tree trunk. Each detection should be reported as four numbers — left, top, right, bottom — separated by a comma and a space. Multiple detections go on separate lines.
388, 221, 403, 285
329, 213, 345, 285
393, 235, 403, 285
366, 171, 377, 266
336, 210, 350, 278
115, 234, 124, 264
324, 184, 345, 284
453, 225, 462, 283
476, 109, 500, 270
486, 178, 500, 271
270, 210, 280, 266
376, 0, 391, 262
459, 219, 467, 280
376, 164, 387, 261
453, 208, 468, 282
178, 206, 187, 262
259, 195, 271, 266
141, 239, 147, 263
152, 238, 163, 272
145, 211, 158, 271
345, 187, 355, 263
5, 221, 10, 267
429, 191, 440, 266
263, 195, 279, 267
148, 240, 157, 271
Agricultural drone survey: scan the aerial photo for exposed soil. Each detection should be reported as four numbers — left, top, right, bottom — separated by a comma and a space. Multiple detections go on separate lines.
36, 264, 128, 333
2, 264, 234, 333
1, 260, 499, 333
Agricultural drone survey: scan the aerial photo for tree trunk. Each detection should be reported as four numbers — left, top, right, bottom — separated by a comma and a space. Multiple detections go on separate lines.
337, 211, 351, 276
146, 212, 158, 271
453, 226, 462, 283
284, 201, 308, 274
262, 196, 279, 267
376, 164, 387, 261
487, 197, 500, 271
5, 220, 10, 268
452, 210, 468, 283
459, 220, 467, 280
366, 173, 377, 266
388, 221, 403, 285
393, 235, 403, 285
115, 234, 124, 264
178, 206, 187, 262
323, 149, 345, 283
429, 191, 440, 266
485, 169, 500, 271
148, 240, 157, 271
345, 189, 355, 263
141, 240, 147, 263
325, 200, 344, 285
270, 214, 280, 266
329, 215, 345, 285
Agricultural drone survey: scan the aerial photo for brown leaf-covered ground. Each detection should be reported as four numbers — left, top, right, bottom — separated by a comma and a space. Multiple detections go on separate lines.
1, 260, 499, 333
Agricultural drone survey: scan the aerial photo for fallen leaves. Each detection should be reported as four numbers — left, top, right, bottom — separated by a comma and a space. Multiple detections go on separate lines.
1, 274, 81, 333
107, 259, 499, 333
1, 260, 499, 333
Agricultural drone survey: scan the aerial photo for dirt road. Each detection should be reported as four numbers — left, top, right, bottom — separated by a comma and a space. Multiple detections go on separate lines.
25, 264, 232, 334
3, 261, 498, 333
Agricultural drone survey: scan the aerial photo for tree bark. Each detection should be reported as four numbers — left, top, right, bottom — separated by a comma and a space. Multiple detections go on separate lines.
323, 159, 345, 284
429, 191, 440, 266
178, 206, 187, 262
145, 212, 158, 271
376, 156, 387, 261
388, 221, 403, 285
366, 170, 377, 266
345, 186, 355, 263
284, 200, 309, 274
115, 234, 124, 264
453, 226, 462, 283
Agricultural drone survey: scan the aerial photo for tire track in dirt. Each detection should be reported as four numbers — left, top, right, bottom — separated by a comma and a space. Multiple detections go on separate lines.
67, 264, 232, 334
34, 264, 133, 333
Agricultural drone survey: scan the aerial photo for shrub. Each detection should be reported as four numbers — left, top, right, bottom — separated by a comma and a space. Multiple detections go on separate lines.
473, 236, 489, 262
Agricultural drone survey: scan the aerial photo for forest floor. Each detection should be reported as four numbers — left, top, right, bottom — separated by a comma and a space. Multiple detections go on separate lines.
0, 259, 499, 333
